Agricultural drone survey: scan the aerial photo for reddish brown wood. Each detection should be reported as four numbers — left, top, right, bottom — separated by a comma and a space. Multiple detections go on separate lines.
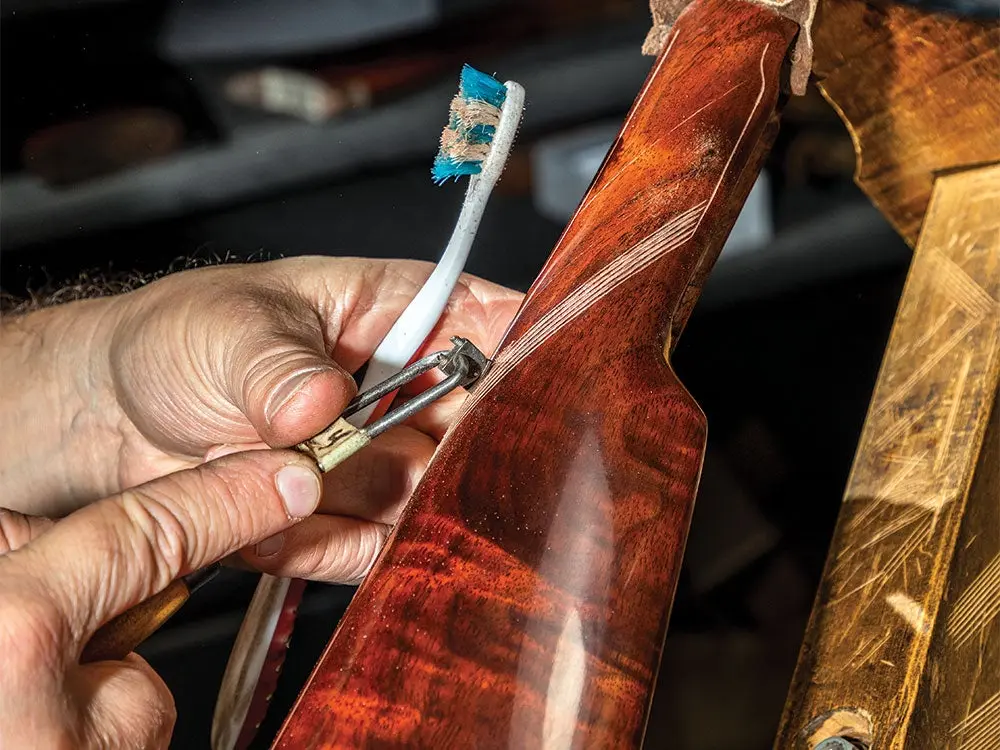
274, 1, 798, 746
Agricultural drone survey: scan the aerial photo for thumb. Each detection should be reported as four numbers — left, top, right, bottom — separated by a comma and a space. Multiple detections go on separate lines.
9, 449, 322, 650
236, 339, 357, 447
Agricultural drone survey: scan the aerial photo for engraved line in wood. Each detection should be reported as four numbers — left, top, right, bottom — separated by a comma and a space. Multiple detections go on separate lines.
690, 42, 772, 237
454, 206, 702, 425
948, 552, 1000, 648
575, 78, 747, 224
855, 259, 998, 513
462, 201, 706, 414
458, 44, 775, 424
615, 26, 682, 148
867, 245, 999, 432
848, 627, 893, 671
521, 25, 686, 303
845, 455, 927, 530
858, 505, 929, 551
893, 301, 955, 360
932, 250, 998, 321
951, 690, 1000, 750
873, 308, 984, 423
935, 352, 975, 472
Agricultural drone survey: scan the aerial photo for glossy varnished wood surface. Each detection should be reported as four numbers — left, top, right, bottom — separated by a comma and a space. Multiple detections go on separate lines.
811, 0, 1000, 246
274, 2, 798, 747
776, 165, 1000, 749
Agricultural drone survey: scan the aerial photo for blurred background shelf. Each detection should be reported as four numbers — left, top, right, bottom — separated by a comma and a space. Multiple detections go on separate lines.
1, 21, 653, 250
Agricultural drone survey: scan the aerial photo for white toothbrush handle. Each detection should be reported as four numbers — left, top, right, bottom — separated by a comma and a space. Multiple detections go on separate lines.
348, 80, 525, 427
213, 80, 524, 750
211, 574, 289, 750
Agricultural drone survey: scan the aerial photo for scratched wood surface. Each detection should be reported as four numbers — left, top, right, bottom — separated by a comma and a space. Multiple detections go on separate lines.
776, 165, 1000, 749
910, 400, 999, 750
273, 1, 799, 747
810, 0, 1000, 247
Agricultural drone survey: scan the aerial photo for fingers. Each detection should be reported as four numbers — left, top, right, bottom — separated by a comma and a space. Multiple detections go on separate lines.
209, 279, 358, 446
238, 344, 356, 449
242, 514, 391, 583
369, 270, 522, 440
276, 261, 521, 445
237, 425, 432, 583
319, 425, 436, 522
77, 654, 175, 750
271, 257, 523, 377
6, 449, 322, 646
0, 599, 174, 750
114, 257, 519, 463
0, 509, 54, 554
305, 258, 434, 375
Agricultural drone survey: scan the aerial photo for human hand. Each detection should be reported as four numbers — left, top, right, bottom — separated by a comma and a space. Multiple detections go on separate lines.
0, 449, 322, 749
2, 257, 522, 582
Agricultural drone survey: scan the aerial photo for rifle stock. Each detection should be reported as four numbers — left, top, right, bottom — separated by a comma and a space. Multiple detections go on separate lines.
275, 1, 798, 746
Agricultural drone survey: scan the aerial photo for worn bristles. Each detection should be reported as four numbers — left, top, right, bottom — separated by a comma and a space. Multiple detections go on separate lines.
432, 64, 507, 184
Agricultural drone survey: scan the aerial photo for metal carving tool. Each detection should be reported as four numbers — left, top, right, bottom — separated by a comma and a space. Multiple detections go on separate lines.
295, 337, 488, 470
210, 337, 489, 750
81, 338, 488, 669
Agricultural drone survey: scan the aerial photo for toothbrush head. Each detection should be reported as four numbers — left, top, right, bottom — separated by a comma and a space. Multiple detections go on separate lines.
431, 64, 509, 185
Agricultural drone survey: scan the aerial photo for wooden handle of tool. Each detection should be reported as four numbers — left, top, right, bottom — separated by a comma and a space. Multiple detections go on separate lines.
81, 580, 189, 664
273, 1, 798, 747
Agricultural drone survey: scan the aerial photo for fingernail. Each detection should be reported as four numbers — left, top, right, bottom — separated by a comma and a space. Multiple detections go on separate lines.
255, 533, 285, 558
265, 367, 330, 424
275, 464, 321, 518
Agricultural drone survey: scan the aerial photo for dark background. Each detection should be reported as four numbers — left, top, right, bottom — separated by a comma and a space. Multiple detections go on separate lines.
1, 1, 912, 747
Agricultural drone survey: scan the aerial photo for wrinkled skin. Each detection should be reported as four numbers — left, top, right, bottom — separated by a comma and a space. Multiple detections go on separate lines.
0, 257, 522, 748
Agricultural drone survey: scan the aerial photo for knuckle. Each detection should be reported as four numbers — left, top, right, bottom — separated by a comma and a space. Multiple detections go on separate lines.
122, 461, 271, 575
136, 674, 177, 749
111, 486, 198, 589
316, 522, 388, 584
83, 665, 176, 750
200, 461, 271, 545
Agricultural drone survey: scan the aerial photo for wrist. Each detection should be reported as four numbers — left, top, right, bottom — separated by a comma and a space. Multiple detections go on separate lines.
0, 296, 124, 515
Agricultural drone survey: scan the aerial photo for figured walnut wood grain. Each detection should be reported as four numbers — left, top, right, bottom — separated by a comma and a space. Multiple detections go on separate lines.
776, 165, 1000, 749
273, 1, 798, 747
811, 0, 1000, 247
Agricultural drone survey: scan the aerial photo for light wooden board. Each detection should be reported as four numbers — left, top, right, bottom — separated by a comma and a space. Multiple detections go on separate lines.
776, 165, 1000, 749
811, 0, 1000, 246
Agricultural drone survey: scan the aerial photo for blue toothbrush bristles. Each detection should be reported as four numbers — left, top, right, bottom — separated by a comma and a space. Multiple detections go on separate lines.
457, 64, 506, 108
432, 64, 508, 184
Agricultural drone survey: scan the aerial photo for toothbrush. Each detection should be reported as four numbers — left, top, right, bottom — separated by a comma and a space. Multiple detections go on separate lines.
350, 64, 525, 423
211, 65, 524, 750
